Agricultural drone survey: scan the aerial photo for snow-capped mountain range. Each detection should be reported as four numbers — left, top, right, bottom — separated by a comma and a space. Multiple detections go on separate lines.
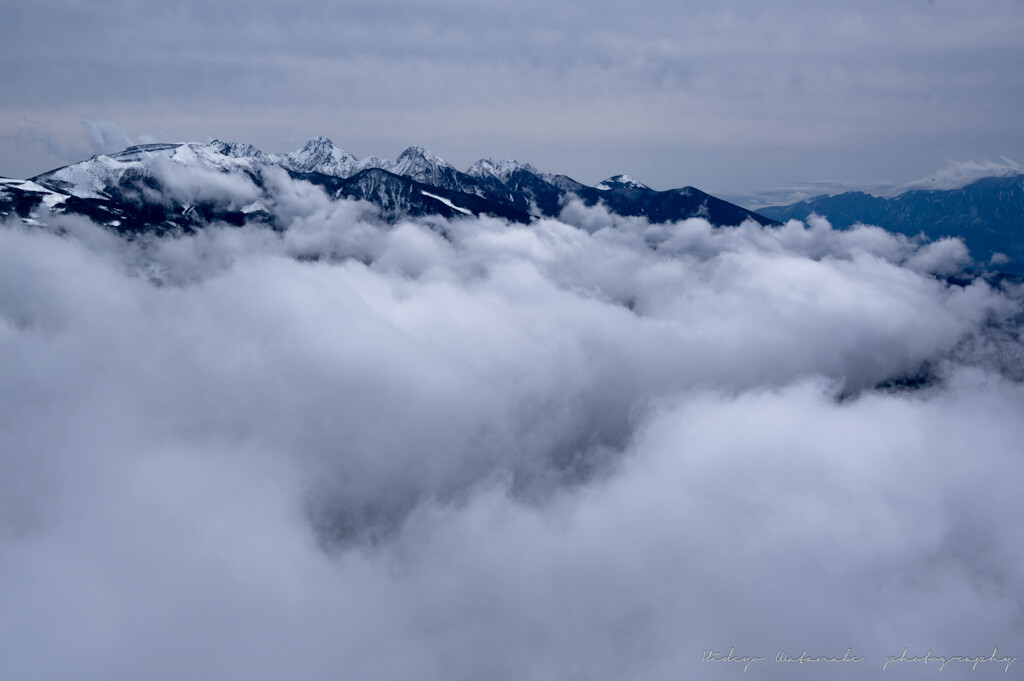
0, 137, 775, 233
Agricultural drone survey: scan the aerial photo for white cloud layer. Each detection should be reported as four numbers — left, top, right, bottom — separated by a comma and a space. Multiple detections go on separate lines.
1, 177, 1023, 679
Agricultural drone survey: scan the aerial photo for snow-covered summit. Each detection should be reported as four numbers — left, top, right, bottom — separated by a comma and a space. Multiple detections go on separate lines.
209, 139, 266, 159
32, 141, 265, 199
466, 158, 539, 182
271, 137, 359, 176
388, 146, 458, 184
394, 145, 452, 171
168, 143, 264, 172
269, 139, 459, 184
596, 174, 650, 191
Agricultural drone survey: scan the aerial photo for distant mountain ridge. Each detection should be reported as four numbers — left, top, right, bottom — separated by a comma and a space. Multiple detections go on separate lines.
0, 137, 776, 235
758, 174, 1024, 272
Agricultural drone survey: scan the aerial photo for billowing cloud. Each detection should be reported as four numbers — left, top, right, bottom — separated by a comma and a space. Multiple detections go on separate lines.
1, 176, 1022, 680
147, 154, 263, 208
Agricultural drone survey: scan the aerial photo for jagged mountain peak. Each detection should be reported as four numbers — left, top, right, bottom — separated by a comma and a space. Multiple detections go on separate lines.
301, 135, 336, 149
390, 145, 457, 184
395, 145, 454, 169
398, 144, 434, 158
300, 136, 348, 155
596, 174, 650, 191
208, 139, 265, 159
466, 158, 539, 182
274, 137, 357, 175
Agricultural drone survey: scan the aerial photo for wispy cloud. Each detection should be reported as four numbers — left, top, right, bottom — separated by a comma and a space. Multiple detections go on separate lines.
81, 117, 135, 156
730, 157, 1024, 209
902, 156, 1024, 192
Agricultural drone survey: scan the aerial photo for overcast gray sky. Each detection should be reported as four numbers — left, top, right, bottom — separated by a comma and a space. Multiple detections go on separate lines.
2, 0, 1022, 195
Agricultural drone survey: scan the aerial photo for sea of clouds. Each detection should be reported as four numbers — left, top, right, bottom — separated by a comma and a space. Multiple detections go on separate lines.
1, 168, 1022, 680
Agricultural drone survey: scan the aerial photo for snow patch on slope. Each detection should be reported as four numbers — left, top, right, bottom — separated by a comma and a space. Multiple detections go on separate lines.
420, 190, 472, 215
